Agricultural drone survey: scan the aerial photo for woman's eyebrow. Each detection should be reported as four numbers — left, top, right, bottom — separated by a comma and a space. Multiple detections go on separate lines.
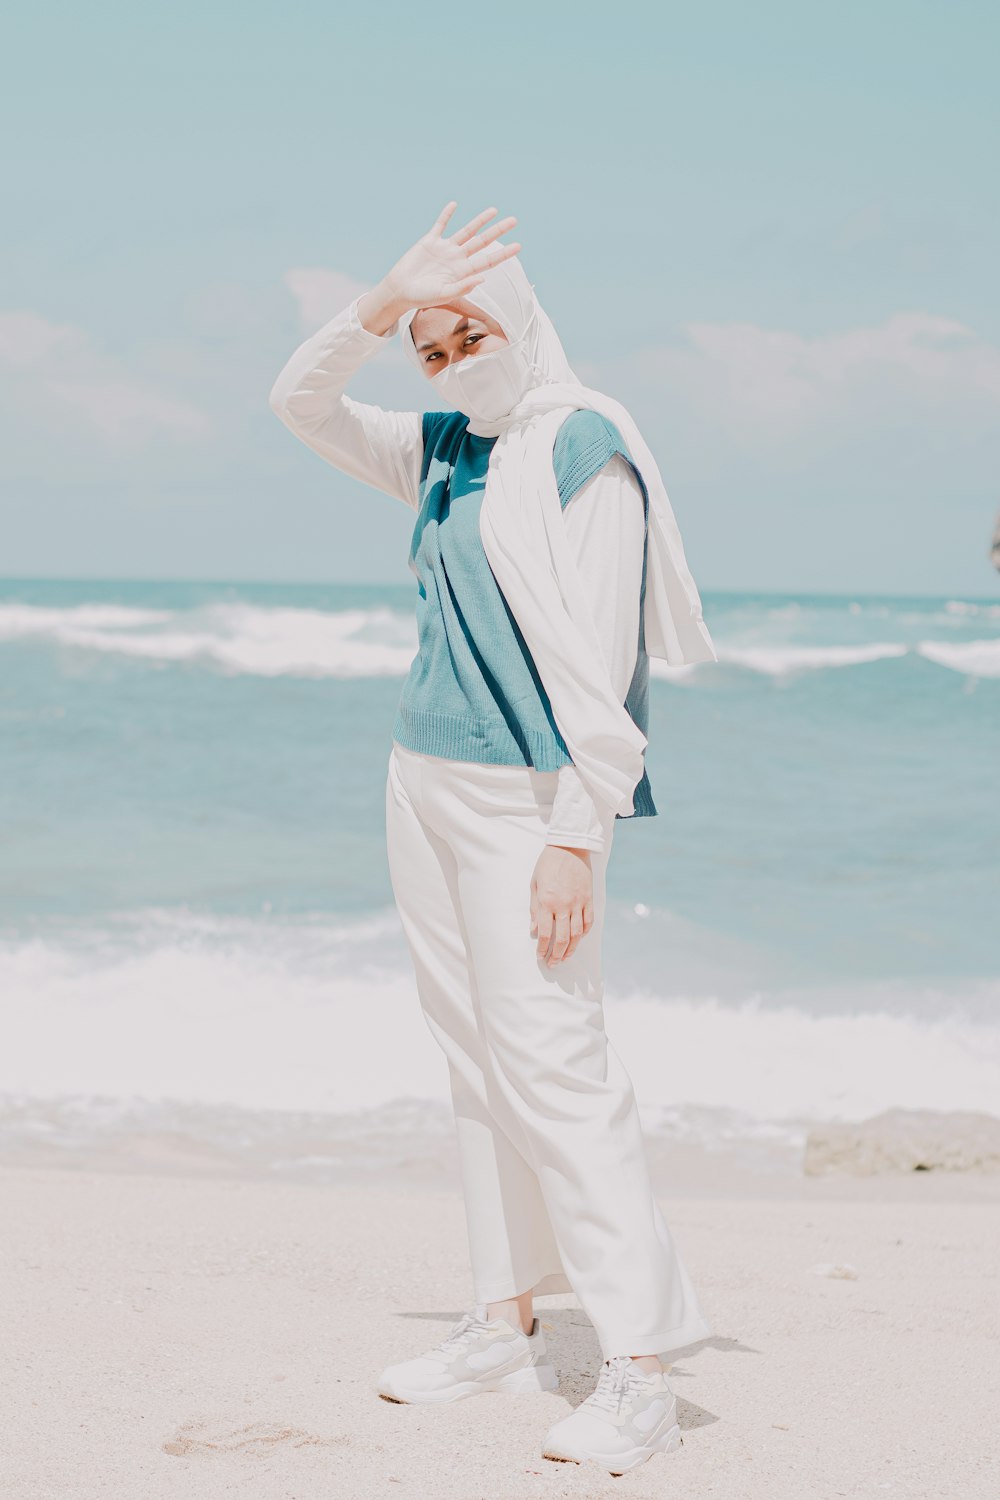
417, 316, 474, 353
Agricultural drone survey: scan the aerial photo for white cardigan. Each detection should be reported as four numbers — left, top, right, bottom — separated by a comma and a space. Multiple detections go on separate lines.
269, 296, 647, 853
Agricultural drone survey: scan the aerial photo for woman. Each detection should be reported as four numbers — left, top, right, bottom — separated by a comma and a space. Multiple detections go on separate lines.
269, 202, 717, 1476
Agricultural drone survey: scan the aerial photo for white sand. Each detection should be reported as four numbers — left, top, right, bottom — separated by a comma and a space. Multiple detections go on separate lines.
2, 1162, 998, 1499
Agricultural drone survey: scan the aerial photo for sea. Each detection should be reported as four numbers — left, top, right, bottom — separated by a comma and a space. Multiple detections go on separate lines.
2, 578, 998, 1180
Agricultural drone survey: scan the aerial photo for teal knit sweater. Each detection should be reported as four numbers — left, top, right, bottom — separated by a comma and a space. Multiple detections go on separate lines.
391, 407, 657, 820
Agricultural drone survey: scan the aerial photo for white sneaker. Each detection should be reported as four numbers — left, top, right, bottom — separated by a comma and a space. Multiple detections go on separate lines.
377, 1304, 559, 1404
542, 1354, 682, 1474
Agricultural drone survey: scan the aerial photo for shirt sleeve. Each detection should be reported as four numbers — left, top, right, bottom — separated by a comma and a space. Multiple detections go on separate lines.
545, 453, 647, 853
268, 293, 423, 510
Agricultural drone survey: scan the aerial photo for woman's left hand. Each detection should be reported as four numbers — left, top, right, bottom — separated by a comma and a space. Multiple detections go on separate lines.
530, 846, 595, 967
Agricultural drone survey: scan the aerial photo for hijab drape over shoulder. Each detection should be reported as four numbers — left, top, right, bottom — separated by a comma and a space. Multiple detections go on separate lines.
398, 260, 717, 821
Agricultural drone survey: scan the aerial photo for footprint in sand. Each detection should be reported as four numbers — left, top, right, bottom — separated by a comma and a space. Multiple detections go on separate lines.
163, 1421, 350, 1457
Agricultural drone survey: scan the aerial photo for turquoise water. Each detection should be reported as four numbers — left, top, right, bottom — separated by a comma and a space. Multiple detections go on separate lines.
2, 578, 999, 1163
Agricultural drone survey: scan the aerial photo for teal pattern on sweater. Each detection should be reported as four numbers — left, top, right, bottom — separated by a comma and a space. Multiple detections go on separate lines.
392, 407, 657, 819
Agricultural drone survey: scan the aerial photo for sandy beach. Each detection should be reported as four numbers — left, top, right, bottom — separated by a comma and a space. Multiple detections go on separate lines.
6, 0, 1000, 1492
3, 1153, 998, 1500
5, 580, 1000, 1497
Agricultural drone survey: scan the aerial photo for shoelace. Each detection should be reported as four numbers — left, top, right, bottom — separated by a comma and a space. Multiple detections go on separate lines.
430, 1312, 496, 1356
584, 1355, 647, 1415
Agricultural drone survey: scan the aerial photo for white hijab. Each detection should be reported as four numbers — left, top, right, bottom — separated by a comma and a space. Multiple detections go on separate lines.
398, 259, 717, 820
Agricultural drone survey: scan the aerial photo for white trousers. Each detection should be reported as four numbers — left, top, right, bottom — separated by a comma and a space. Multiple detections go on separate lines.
384, 740, 711, 1361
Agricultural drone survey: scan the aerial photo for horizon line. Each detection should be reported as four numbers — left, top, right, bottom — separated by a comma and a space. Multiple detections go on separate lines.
1, 575, 999, 604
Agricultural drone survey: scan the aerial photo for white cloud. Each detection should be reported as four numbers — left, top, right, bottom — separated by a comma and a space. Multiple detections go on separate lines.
279, 268, 410, 371
281, 268, 372, 330
579, 310, 1000, 488
45, 377, 208, 443
611, 311, 1000, 437
0, 310, 210, 446
0, 312, 87, 368
684, 310, 1000, 415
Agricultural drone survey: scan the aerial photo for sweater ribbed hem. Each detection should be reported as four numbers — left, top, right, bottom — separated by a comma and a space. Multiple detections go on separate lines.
392, 704, 572, 772
391, 706, 658, 822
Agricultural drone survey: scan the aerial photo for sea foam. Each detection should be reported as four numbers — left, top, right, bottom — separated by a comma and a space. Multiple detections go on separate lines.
2, 913, 998, 1148
3, 601, 999, 681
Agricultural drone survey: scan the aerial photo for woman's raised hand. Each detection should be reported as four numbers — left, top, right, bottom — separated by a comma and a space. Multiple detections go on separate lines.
387, 202, 520, 308
357, 204, 520, 335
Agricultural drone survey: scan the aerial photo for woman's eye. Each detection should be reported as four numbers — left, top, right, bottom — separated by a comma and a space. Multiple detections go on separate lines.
424, 333, 484, 364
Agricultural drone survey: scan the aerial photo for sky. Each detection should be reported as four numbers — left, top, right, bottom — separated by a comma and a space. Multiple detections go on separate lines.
2, 0, 998, 595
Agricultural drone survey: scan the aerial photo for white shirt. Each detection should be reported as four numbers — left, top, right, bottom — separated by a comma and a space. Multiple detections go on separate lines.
269, 295, 646, 853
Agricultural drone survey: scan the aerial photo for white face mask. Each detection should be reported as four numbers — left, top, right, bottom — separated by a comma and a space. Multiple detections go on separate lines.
430, 313, 538, 423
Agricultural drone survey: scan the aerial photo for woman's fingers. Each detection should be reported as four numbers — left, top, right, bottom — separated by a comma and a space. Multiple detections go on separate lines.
443, 273, 486, 299
536, 899, 588, 965
451, 205, 499, 245
380, 204, 517, 321
429, 200, 459, 237
460, 215, 518, 257
548, 911, 572, 965
535, 904, 553, 961
563, 905, 586, 960
465, 239, 522, 275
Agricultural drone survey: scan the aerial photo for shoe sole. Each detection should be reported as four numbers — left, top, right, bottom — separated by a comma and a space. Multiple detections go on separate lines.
543, 1420, 682, 1474
378, 1360, 559, 1404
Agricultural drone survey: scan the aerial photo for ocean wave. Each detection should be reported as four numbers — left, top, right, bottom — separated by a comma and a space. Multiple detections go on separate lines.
945, 600, 1000, 618
715, 642, 909, 675
659, 639, 1000, 679
916, 639, 1000, 678
0, 603, 172, 635
3, 601, 1000, 681
0, 601, 417, 677
0, 1092, 806, 1179
2, 913, 998, 1138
